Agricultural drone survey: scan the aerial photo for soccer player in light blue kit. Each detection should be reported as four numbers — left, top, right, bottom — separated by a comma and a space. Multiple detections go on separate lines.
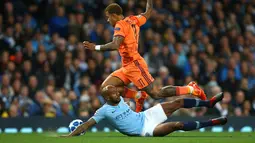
63, 85, 227, 137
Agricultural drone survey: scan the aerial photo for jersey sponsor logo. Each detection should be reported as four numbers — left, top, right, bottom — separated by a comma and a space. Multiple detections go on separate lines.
115, 109, 131, 120
114, 27, 121, 31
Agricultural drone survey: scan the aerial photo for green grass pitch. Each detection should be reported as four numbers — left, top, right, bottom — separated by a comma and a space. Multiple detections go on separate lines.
0, 132, 254, 143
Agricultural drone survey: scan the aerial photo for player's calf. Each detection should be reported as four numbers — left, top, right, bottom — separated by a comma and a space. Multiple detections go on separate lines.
143, 84, 181, 99
143, 81, 207, 100
153, 122, 184, 137
183, 92, 223, 108
153, 117, 227, 137
173, 122, 184, 130
180, 117, 227, 131
161, 92, 223, 116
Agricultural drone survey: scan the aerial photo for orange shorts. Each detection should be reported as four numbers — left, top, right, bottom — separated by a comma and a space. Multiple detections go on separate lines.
111, 58, 154, 89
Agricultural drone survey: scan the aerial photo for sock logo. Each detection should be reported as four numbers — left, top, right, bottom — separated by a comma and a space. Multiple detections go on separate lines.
195, 99, 199, 106
195, 121, 200, 129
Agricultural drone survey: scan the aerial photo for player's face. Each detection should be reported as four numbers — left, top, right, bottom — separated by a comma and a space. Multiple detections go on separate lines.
107, 87, 121, 104
105, 12, 117, 27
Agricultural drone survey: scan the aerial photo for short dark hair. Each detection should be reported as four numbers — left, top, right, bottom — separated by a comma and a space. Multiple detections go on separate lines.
105, 3, 123, 15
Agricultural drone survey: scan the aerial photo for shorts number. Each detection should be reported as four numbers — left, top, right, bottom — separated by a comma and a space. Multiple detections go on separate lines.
138, 78, 145, 87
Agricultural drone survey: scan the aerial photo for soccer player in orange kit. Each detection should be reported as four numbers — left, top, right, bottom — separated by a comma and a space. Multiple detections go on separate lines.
83, 0, 206, 112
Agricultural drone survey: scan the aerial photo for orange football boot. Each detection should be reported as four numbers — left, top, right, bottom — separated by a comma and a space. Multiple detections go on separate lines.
188, 81, 207, 100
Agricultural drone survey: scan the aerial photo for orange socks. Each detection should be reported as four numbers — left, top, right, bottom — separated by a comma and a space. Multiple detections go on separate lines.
123, 87, 138, 99
176, 86, 193, 95
140, 91, 147, 98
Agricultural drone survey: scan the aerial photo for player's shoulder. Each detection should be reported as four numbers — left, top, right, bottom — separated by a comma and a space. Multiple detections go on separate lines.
117, 15, 136, 25
116, 18, 128, 27
95, 103, 107, 113
124, 15, 145, 25
125, 15, 137, 23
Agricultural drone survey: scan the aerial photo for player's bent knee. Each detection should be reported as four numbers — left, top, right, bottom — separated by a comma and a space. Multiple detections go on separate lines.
158, 89, 166, 98
174, 122, 184, 130
149, 93, 160, 99
173, 98, 184, 108
143, 87, 160, 99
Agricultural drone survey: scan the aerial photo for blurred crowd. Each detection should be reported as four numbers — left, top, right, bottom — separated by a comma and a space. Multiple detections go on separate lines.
0, 0, 255, 118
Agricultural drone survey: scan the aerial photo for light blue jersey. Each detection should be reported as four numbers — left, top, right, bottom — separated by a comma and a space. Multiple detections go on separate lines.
92, 97, 145, 136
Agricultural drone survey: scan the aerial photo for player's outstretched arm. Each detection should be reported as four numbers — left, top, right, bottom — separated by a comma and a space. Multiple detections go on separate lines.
60, 118, 96, 137
141, 0, 153, 19
83, 36, 124, 51
100, 36, 124, 51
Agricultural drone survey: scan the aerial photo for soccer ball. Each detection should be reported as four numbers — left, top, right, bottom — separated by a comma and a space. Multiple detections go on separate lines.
68, 119, 84, 135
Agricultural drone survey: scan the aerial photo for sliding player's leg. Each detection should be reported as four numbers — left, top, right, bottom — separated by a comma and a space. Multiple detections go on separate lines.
140, 92, 224, 137
153, 117, 227, 137
160, 92, 224, 116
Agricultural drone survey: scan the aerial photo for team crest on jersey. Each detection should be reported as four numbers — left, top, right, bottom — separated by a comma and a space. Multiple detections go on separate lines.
114, 27, 121, 31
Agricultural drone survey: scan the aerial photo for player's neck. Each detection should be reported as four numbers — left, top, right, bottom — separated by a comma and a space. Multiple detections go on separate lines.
107, 101, 119, 106
117, 15, 124, 21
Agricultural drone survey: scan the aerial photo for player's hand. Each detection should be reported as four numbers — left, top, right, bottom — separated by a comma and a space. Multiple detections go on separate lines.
83, 41, 96, 50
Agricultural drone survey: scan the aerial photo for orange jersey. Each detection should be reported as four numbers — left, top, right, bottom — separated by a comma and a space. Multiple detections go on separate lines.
113, 15, 147, 66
